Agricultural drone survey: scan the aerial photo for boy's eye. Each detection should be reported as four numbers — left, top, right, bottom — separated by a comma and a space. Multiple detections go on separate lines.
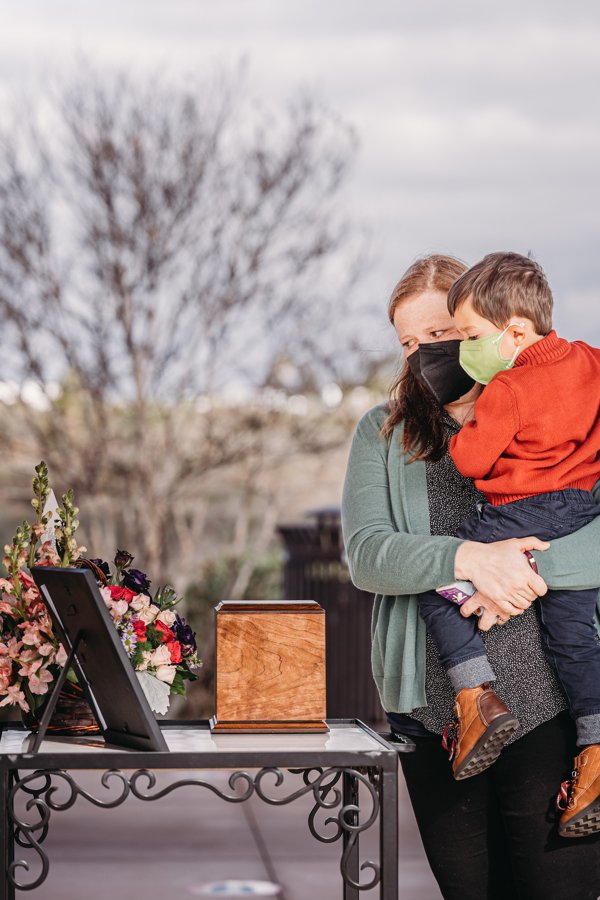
468, 335, 479, 341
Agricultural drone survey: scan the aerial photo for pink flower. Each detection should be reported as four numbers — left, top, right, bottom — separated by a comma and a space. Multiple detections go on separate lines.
7, 637, 23, 659
23, 587, 42, 607
0, 683, 29, 711
18, 571, 35, 590
18, 657, 43, 677
28, 667, 54, 695
56, 644, 67, 667
21, 628, 43, 647
0, 599, 17, 616
36, 542, 60, 566
0, 658, 13, 692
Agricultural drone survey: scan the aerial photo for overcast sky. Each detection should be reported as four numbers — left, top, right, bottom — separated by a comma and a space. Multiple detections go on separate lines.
1, 0, 600, 351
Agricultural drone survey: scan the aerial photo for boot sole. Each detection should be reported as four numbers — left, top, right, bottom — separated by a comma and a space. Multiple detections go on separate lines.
453, 714, 520, 781
559, 794, 600, 838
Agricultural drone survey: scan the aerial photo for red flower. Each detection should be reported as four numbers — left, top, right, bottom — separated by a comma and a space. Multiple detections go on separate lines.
108, 585, 136, 604
154, 620, 173, 643
132, 619, 147, 641
166, 640, 182, 664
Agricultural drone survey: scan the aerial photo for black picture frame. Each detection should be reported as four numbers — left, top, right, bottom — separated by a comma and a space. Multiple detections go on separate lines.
31, 566, 168, 752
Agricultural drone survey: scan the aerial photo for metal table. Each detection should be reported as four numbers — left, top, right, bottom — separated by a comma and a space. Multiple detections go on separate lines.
0, 719, 404, 899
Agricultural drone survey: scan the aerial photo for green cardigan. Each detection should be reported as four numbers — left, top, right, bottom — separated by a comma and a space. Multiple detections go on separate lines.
341, 404, 600, 714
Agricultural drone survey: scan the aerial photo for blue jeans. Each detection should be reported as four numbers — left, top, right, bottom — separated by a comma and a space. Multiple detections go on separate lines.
418, 489, 600, 745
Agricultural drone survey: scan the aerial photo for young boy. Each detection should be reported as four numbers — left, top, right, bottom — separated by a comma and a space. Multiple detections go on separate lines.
417, 251, 600, 839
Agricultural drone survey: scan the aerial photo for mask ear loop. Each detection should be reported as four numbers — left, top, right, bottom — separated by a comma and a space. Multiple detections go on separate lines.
494, 322, 525, 365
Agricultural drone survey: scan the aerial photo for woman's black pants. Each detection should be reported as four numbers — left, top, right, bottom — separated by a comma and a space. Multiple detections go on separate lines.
398, 712, 600, 899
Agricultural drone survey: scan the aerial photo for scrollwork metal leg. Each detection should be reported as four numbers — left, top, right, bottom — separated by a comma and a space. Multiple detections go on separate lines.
260, 766, 381, 892
7, 769, 130, 892
342, 769, 359, 900
0, 770, 15, 900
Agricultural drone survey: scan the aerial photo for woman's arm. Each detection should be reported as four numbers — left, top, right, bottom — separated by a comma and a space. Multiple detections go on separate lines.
342, 409, 547, 607
531, 479, 600, 590
341, 411, 461, 596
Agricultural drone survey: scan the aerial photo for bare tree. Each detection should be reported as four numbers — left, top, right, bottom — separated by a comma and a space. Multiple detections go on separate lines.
0, 66, 366, 584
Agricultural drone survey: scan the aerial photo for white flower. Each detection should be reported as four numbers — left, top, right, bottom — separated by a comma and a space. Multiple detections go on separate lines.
99, 585, 113, 608
137, 604, 159, 625
99, 585, 128, 620
156, 609, 176, 626
150, 645, 171, 667
129, 594, 150, 612
136, 650, 153, 672
155, 665, 176, 684
110, 599, 129, 619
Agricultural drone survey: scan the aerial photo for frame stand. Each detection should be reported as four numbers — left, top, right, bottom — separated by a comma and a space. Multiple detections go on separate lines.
29, 630, 89, 754
31, 567, 168, 752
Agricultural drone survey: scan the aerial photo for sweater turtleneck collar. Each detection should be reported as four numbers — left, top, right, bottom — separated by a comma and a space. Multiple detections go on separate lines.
513, 330, 569, 367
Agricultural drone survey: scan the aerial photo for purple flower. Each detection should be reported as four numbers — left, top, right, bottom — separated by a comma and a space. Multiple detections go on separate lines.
122, 567, 151, 596
174, 613, 197, 657
89, 558, 111, 579
114, 549, 134, 569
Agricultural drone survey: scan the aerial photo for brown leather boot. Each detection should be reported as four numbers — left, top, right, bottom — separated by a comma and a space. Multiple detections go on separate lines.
443, 683, 519, 781
558, 744, 600, 838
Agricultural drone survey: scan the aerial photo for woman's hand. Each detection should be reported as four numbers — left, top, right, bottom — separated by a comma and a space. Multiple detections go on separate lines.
454, 536, 549, 608
459, 590, 527, 630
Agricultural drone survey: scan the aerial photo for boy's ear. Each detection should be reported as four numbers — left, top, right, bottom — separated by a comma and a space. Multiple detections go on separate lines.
507, 321, 527, 345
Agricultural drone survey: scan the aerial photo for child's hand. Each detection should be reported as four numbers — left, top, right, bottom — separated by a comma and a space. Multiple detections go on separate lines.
460, 590, 522, 630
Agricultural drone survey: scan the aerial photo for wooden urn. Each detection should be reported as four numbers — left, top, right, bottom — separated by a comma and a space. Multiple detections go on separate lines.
210, 599, 328, 733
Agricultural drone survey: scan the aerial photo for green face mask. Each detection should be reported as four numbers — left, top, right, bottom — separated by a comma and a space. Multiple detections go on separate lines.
459, 325, 521, 385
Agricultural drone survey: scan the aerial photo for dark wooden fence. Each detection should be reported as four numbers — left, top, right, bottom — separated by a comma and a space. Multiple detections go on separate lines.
277, 508, 385, 727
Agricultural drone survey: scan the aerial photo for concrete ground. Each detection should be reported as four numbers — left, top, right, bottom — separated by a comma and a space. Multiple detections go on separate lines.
13, 768, 443, 899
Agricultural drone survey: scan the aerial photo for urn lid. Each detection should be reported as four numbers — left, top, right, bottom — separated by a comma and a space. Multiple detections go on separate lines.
214, 599, 323, 613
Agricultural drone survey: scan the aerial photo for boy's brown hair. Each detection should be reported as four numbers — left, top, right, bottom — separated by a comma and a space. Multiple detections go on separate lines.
447, 251, 553, 335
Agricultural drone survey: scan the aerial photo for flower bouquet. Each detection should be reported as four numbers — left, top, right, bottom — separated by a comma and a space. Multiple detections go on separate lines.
0, 462, 84, 718
0, 462, 201, 725
92, 550, 201, 715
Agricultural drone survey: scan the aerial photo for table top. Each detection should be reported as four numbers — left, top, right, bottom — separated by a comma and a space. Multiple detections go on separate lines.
0, 719, 400, 771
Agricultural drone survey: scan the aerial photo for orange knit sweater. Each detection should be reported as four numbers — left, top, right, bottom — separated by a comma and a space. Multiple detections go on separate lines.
449, 330, 600, 505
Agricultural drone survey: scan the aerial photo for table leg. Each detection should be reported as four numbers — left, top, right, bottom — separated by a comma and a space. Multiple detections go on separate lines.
0, 770, 15, 900
379, 766, 398, 900
342, 769, 360, 900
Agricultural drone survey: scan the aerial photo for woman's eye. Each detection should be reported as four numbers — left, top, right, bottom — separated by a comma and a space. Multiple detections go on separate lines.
430, 330, 445, 338
402, 339, 417, 350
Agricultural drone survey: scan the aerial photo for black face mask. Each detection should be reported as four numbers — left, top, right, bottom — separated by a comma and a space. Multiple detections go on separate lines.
406, 340, 475, 405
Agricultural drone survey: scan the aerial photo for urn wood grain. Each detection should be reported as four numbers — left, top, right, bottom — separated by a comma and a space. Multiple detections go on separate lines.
210, 599, 328, 733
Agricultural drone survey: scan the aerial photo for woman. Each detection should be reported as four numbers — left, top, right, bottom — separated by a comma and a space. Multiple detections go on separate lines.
341, 254, 600, 900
